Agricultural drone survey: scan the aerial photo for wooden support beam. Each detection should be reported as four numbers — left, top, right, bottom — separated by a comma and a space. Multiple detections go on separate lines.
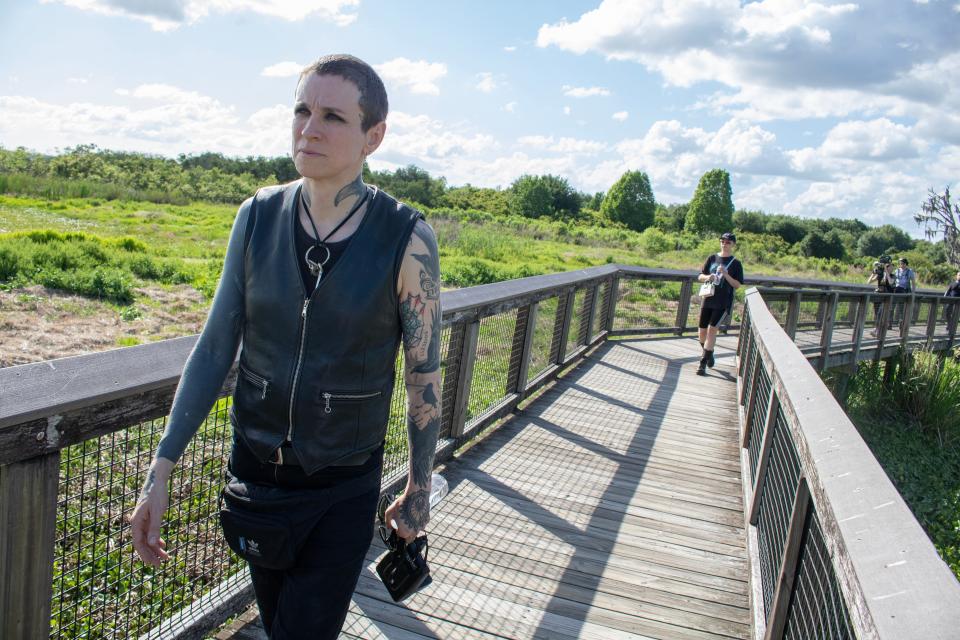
675, 279, 693, 335
604, 276, 620, 332
900, 294, 915, 352
849, 293, 869, 375
784, 291, 802, 340
925, 297, 939, 350
449, 320, 480, 439
507, 303, 538, 398
553, 289, 576, 365
818, 292, 838, 373
764, 477, 811, 640
0, 453, 59, 640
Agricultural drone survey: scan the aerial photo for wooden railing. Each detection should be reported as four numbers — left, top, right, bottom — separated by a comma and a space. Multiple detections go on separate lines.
2, 266, 958, 639
736, 287, 960, 639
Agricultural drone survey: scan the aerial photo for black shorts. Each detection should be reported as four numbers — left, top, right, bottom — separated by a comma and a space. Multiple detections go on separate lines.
699, 306, 729, 329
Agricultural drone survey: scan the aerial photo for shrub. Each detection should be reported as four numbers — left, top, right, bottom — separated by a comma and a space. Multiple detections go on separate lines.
638, 228, 672, 257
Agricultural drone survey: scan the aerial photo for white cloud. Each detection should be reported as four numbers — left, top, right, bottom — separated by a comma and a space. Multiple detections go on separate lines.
261, 61, 303, 78
517, 134, 607, 155
0, 88, 289, 157
563, 106, 571, 115
517, 135, 553, 148
43, 0, 360, 31
67, 77, 89, 85
375, 58, 447, 95
537, 0, 960, 132
503, 46, 517, 52
503, 101, 517, 112
612, 110, 628, 121
378, 111, 497, 161
475, 72, 497, 93
820, 118, 923, 161
562, 85, 611, 98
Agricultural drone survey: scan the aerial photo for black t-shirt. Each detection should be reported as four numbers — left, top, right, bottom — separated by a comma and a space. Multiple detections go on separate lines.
295, 213, 354, 292
701, 254, 744, 310
946, 281, 960, 298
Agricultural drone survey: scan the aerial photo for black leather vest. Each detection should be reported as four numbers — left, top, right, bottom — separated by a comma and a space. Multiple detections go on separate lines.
230, 181, 422, 474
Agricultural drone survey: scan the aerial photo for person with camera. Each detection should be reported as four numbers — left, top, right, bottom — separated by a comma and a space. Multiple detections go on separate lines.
867, 256, 894, 337
130, 54, 441, 639
695, 232, 743, 376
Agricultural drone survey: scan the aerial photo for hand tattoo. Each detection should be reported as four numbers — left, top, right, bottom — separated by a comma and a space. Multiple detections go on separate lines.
399, 488, 431, 532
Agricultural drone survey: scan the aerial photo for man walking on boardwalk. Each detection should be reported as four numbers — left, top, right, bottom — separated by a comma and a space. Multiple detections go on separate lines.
130, 54, 442, 639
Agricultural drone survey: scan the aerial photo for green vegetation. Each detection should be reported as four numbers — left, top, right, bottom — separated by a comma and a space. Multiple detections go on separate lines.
685, 168, 733, 235
601, 170, 655, 231
836, 352, 960, 579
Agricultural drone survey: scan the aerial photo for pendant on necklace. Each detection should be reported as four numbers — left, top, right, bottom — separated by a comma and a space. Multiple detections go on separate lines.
304, 244, 331, 279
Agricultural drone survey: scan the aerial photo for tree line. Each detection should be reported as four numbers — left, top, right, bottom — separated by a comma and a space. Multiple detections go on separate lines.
2, 144, 955, 281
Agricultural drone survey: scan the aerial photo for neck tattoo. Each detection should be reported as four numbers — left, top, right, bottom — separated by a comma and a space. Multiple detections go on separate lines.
301, 183, 369, 281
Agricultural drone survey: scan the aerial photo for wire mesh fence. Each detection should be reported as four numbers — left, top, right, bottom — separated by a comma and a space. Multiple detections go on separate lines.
612, 277, 681, 332
53, 402, 240, 640
564, 288, 588, 359
526, 296, 559, 385
747, 366, 772, 486
465, 309, 518, 425
782, 507, 854, 640
756, 404, 802, 619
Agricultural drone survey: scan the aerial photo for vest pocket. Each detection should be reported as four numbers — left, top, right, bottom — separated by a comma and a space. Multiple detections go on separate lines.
238, 364, 270, 400
319, 390, 382, 414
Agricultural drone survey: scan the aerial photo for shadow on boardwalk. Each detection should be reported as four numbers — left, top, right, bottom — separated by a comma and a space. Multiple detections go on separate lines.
219, 335, 749, 639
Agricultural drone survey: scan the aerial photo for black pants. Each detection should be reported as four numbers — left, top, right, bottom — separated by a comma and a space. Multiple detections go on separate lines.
229, 439, 383, 639
248, 478, 381, 639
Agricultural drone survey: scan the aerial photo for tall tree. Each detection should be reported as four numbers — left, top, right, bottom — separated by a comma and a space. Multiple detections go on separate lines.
684, 169, 734, 235
601, 170, 656, 231
915, 187, 960, 268
855, 224, 914, 257
509, 174, 581, 220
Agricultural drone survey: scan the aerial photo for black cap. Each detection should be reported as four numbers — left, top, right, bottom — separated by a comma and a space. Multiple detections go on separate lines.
720, 232, 737, 243
879, 255, 892, 263
899, 257, 908, 265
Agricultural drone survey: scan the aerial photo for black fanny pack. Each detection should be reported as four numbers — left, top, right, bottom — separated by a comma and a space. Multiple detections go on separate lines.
219, 467, 381, 570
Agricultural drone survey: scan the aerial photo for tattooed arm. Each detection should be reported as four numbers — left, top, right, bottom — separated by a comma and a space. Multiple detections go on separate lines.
385, 219, 442, 542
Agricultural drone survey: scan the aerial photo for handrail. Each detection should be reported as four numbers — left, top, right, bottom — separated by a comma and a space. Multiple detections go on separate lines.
1, 266, 958, 639
738, 287, 960, 639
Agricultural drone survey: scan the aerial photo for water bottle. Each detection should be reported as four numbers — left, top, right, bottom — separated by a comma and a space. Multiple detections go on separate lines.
429, 473, 448, 509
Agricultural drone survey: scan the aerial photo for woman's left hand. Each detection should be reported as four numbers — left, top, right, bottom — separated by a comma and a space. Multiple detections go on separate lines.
383, 487, 430, 543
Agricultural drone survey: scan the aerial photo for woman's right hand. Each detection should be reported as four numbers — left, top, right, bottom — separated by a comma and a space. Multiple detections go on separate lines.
131, 459, 174, 567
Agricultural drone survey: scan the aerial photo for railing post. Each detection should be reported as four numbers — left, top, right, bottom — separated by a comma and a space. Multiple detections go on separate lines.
849, 293, 869, 375
763, 477, 811, 640
818, 292, 838, 372
784, 291, 801, 340
925, 297, 939, 350
0, 453, 59, 640
590, 283, 603, 342
506, 303, 538, 398
875, 295, 893, 360
578, 284, 598, 346
448, 320, 480, 439
675, 279, 693, 336
604, 275, 620, 332
552, 289, 576, 364
900, 294, 915, 351
947, 300, 960, 351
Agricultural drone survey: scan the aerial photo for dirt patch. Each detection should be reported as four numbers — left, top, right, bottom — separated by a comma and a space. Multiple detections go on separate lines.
0, 285, 207, 368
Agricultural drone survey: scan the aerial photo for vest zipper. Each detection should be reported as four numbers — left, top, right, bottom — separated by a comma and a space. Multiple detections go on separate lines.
287, 297, 311, 441
321, 391, 382, 414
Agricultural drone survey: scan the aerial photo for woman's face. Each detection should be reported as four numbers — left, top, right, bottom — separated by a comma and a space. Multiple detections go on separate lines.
291, 73, 385, 184
720, 238, 734, 252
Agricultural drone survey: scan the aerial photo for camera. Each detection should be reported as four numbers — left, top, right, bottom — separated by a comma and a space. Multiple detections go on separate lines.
374, 493, 432, 602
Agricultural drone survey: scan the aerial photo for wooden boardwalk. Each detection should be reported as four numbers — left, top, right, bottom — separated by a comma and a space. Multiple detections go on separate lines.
217, 335, 750, 640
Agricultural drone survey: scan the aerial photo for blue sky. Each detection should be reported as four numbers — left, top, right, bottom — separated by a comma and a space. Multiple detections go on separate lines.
2, 0, 959, 236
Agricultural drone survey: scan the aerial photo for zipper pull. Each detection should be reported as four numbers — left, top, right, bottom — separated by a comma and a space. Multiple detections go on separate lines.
322, 392, 332, 414
261, 382, 268, 400
301, 299, 309, 319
